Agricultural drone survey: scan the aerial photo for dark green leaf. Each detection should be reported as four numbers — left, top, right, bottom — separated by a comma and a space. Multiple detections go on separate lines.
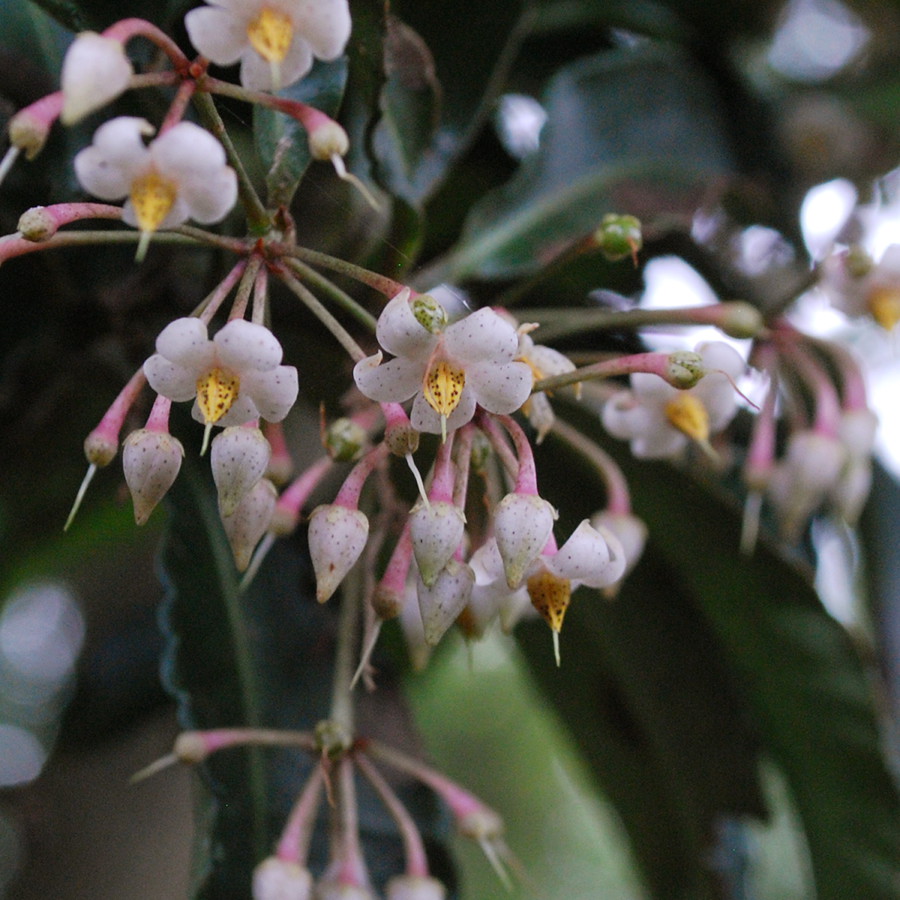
433, 44, 736, 281
254, 58, 349, 211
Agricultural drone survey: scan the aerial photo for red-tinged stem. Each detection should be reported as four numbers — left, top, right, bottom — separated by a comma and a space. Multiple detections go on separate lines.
178, 727, 315, 760
197, 258, 248, 324
495, 414, 539, 495
333, 443, 389, 509
201, 76, 335, 131
89, 367, 147, 452
784, 342, 842, 438
228, 254, 264, 321
332, 757, 368, 888
533, 350, 698, 394
144, 394, 172, 433
477, 413, 518, 484
372, 522, 413, 619
282, 245, 409, 300
275, 766, 325, 864
355, 754, 430, 878
19, 202, 123, 235
9, 91, 64, 146
102, 18, 191, 71
275, 456, 333, 527
428, 431, 456, 503
159, 79, 197, 133
452, 424, 474, 509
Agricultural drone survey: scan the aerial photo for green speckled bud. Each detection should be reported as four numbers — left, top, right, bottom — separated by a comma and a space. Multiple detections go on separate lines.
325, 417, 367, 462
666, 351, 705, 388
412, 294, 448, 334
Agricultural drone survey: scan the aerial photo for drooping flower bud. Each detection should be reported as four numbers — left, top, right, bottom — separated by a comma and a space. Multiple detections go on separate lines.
493, 493, 557, 588
60, 32, 133, 125
417, 559, 474, 646
122, 428, 185, 525
252, 856, 313, 900
211, 425, 271, 517
593, 213, 642, 262
324, 417, 367, 462
409, 500, 466, 588
307, 504, 369, 603
385, 875, 447, 900
222, 478, 278, 571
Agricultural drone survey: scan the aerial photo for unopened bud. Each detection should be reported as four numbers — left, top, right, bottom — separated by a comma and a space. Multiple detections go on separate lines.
307, 504, 369, 602
84, 429, 118, 467
594, 213, 642, 262
123, 428, 185, 525
308, 120, 349, 160
8, 109, 51, 160
252, 857, 313, 900
665, 351, 705, 388
325, 417, 367, 462
385, 875, 447, 900
716, 301, 764, 339
60, 32, 133, 125
173, 731, 210, 764
417, 558, 474, 646
409, 500, 466, 587
211, 426, 271, 517
493, 493, 557, 588
222, 478, 278, 571
17, 206, 57, 241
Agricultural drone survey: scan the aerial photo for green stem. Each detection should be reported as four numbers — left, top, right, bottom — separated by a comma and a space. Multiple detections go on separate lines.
276, 267, 367, 362
192, 91, 271, 235
281, 257, 376, 332
283, 245, 406, 299
330, 572, 362, 737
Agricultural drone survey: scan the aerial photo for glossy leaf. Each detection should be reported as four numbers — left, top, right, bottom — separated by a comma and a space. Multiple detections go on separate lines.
433, 44, 736, 281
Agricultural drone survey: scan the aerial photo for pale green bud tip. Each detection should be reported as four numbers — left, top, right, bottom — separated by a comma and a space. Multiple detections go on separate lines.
385, 421, 420, 457
412, 294, 449, 334
173, 732, 209, 763
666, 351, 705, 388
718, 301, 764, 339
308, 121, 349, 160
325, 417, 367, 462
8, 111, 50, 160
594, 213, 642, 261
84, 430, 118, 467
18, 207, 57, 241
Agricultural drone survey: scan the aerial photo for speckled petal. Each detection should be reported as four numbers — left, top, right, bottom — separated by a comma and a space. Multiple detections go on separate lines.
376, 289, 434, 359
240, 365, 299, 422
143, 355, 201, 402
353, 353, 423, 403
443, 307, 518, 364
467, 360, 533, 415
214, 320, 283, 370
155, 317, 211, 365
410, 387, 476, 434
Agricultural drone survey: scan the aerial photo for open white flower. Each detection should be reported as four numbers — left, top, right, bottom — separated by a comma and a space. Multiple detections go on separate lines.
143, 317, 298, 427
602, 341, 745, 459
60, 32, 133, 125
185, 0, 351, 91
74, 117, 237, 234
820, 244, 900, 330
353, 289, 533, 436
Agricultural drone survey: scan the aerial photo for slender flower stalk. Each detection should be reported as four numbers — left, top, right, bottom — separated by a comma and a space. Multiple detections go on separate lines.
16, 203, 123, 241
274, 765, 325, 863
280, 256, 377, 331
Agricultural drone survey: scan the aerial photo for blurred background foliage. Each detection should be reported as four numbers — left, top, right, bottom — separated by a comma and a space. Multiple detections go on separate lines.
0, 0, 899, 898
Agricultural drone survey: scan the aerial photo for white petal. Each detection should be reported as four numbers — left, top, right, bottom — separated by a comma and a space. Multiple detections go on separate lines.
184, 5, 251, 64
467, 360, 533, 414
74, 117, 152, 199
60, 33, 133, 125
549, 520, 626, 588
376, 289, 433, 359
632, 428, 686, 460
291, 0, 352, 60
238, 37, 314, 91
179, 165, 238, 224
410, 388, 476, 434
155, 317, 210, 364
214, 320, 283, 370
353, 353, 423, 403
151, 122, 227, 176
196, 392, 258, 427
698, 340, 745, 378
526, 343, 575, 377
443, 307, 518, 364
240, 365, 299, 422
630, 371, 676, 406
253, 857, 313, 900
143, 355, 200, 402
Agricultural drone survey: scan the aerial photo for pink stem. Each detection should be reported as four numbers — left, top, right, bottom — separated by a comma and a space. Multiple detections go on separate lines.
102, 18, 191, 70
275, 456, 334, 528
496, 415, 539, 495
452, 424, 474, 509
144, 394, 172, 433
199, 259, 248, 324
333, 443, 388, 510
428, 431, 456, 503
275, 766, 325, 863
534, 350, 697, 394
333, 758, 368, 887
159, 80, 197, 133
88, 367, 147, 451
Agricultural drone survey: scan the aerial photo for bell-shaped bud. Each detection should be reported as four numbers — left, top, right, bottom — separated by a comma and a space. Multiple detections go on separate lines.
409, 500, 466, 588
211, 426, 271, 517
385, 875, 447, 900
417, 559, 474, 646
122, 428, 184, 525
307, 120, 350, 161
252, 857, 313, 900
307, 504, 369, 603
60, 32, 133, 125
493, 493, 557, 588
222, 478, 278, 571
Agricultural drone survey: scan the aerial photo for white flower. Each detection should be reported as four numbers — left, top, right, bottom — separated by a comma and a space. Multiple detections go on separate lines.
143, 317, 299, 427
252, 856, 313, 900
820, 244, 900, 330
353, 289, 533, 436
602, 341, 745, 459
514, 326, 576, 442
185, 0, 351, 91
74, 117, 237, 233
60, 32, 133, 125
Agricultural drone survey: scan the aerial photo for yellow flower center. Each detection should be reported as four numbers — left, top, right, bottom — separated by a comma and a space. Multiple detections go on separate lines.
196, 367, 240, 424
130, 169, 178, 234
527, 568, 571, 633
247, 6, 294, 63
423, 359, 466, 419
868, 287, 900, 331
664, 393, 710, 443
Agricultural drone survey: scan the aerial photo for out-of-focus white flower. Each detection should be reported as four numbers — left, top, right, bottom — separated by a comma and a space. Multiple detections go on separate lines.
820, 244, 900, 330
590, 510, 647, 579
60, 32, 133, 125
385, 875, 447, 900
514, 324, 576, 443
602, 341, 745, 459
144, 317, 298, 427
252, 856, 313, 900
353, 289, 533, 437
74, 117, 237, 233
185, 0, 351, 91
